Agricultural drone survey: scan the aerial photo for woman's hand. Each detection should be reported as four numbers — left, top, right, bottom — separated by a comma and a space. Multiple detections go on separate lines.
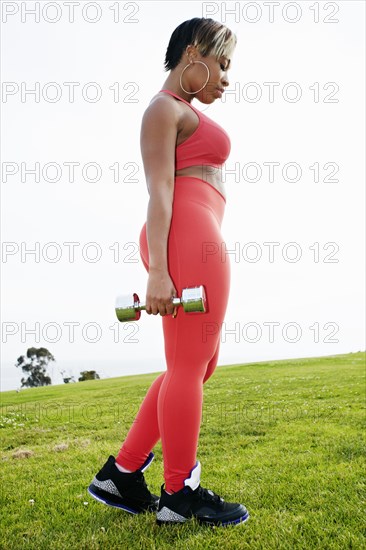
145, 266, 178, 317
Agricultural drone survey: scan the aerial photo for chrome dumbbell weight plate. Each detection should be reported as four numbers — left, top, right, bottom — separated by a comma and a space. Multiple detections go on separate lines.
181, 286, 207, 313
115, 293, 142, 322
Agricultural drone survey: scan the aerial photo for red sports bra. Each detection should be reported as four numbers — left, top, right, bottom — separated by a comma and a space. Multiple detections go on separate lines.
159, 89, 231, 171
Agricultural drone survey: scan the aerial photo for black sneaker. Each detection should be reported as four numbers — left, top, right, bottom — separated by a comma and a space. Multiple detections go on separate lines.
156, 461, 249, 527
88, 452, 159, 514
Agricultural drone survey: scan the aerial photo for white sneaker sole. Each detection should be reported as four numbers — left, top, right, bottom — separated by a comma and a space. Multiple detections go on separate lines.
156, 506, 250, 527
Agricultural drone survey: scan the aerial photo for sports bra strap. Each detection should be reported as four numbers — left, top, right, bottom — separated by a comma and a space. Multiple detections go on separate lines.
159, 89, 200, 114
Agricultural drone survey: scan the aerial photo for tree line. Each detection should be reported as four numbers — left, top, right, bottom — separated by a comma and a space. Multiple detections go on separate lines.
15, 347, 100, 388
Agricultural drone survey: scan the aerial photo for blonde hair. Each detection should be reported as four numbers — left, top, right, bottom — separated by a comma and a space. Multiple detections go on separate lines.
164, 18, 237, 72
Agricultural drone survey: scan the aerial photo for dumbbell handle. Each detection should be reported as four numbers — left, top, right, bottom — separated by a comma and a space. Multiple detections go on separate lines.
135, 295, 182, 312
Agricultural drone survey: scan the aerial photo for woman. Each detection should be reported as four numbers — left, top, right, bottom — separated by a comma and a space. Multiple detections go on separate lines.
88, 17, 249, 527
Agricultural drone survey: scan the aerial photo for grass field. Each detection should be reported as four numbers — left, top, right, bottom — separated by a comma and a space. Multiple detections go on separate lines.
1, 351, 365, 549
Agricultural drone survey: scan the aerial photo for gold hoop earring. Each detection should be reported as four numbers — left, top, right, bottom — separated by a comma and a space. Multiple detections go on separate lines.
179, 60, 210, 94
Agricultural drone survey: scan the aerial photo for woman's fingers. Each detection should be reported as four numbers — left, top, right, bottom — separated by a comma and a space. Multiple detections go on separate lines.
146, 296, 177, 317
145, 274, 177, 316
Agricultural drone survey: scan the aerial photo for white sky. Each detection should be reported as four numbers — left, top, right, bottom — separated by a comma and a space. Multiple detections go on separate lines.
1, 1, 365, 391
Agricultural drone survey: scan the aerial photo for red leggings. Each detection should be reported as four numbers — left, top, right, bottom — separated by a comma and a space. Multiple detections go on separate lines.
116, 176, 231, 493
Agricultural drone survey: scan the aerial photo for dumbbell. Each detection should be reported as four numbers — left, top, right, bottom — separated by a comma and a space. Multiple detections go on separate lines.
115, 285, 207, 322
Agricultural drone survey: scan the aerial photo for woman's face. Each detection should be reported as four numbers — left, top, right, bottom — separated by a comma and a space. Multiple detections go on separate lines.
183, 47, 232, 103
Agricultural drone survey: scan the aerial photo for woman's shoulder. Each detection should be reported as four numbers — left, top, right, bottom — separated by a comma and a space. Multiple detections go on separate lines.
147, 90, 178, 108
143, 91, 181, 122
148, 90, 164, 104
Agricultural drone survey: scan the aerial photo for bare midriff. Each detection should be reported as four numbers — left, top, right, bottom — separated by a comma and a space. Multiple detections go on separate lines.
174, 165, 226, 201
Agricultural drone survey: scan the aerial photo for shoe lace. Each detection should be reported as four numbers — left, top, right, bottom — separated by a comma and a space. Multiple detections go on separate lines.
196, 484, 223, 505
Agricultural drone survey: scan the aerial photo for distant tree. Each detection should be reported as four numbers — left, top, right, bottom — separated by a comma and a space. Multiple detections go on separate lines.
78, 370, 100, 382
15, 347, 54, 388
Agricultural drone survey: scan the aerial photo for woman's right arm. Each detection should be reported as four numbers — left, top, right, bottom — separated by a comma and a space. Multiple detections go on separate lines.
140, 96, 180, 316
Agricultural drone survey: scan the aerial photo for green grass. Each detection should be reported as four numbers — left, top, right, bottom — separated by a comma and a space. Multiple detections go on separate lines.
1, 351, 365, 550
